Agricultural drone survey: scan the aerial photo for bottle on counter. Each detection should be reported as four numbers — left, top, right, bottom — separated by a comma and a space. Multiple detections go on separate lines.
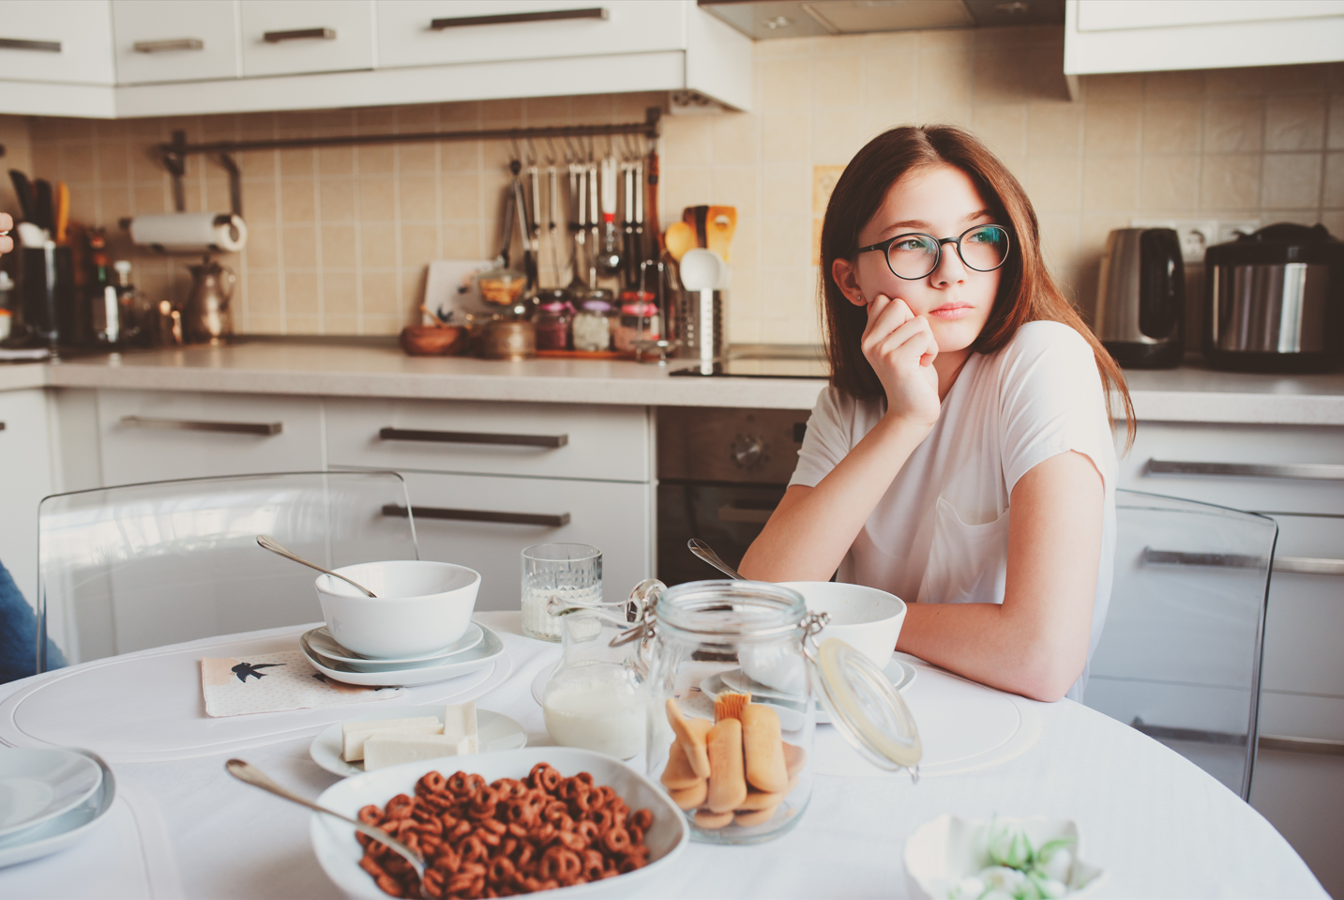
613, 291, 660, 353
534, 292, 574, 351
572, 291, 616, 352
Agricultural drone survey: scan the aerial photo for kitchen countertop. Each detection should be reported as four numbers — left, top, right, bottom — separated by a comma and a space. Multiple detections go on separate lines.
3, 342, 1344, 424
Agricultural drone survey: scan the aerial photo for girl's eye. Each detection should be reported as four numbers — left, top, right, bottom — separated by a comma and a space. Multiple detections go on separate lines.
892, 237, 933, 253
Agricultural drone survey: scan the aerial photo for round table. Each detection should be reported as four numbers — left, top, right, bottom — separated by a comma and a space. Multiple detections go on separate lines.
0, 612, 1325, 899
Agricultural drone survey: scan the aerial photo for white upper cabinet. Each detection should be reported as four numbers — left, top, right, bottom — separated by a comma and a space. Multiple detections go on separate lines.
376, 0, 685, 68
1066, 0, 1344, 75
238, 0, 375, 78
111, 0, 240, 85
0, 0, 114, 85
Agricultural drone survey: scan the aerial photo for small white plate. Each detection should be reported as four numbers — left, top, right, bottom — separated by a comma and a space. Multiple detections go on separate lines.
310, 706, 528, 777
0, 748, 103, 839
301, 623, 506, 687
302, 622, 483, 667
0, 749, 116, 869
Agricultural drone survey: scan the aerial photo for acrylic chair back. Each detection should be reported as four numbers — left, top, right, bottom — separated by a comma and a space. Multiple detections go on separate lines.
36, 471, 419, 671
1085, 489, 1277, 801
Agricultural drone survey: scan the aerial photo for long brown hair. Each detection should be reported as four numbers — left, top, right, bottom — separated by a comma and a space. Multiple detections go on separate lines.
819, 125, 1135, 447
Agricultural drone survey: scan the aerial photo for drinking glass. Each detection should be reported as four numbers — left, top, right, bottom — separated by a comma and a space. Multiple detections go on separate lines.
520, 542, 602, 641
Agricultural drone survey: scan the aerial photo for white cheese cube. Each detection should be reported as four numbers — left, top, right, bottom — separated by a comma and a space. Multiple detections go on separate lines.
443, 702, 479, 754
364, 733, 475, 771
341, 716, 441, 762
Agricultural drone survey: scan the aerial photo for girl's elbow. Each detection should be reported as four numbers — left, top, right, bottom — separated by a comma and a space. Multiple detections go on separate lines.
1012, 648, 1085, 703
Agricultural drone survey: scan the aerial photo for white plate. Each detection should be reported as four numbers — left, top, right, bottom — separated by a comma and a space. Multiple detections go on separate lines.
310, 706, 528, 777
301, 623, 506, 687
0, 750, 117, 869
311, 747, 689, 900
0, 749, 103, 839
302, 622, 483, 667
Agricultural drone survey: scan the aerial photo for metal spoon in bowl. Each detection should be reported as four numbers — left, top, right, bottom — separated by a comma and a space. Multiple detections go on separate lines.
255, 535, 377, 598
225, 760, 426, 894
688, 538, 743, 580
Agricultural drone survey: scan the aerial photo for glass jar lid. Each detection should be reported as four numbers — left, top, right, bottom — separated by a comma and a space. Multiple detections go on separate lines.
813, 637, 922, 772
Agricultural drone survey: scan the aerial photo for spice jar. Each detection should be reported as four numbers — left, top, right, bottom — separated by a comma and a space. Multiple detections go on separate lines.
572, 294, 616, 352
632, 579, 922, 844
534, 296, 573, 351
613, 291, 660, 353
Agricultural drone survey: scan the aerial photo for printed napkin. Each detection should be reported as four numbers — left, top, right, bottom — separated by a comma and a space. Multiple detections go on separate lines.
200, 649, 403, 717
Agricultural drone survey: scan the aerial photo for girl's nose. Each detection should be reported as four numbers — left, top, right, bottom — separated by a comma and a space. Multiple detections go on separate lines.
928, 242, 967, 287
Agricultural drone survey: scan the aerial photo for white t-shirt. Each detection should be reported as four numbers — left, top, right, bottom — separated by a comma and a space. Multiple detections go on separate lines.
789, 320, 1117, 701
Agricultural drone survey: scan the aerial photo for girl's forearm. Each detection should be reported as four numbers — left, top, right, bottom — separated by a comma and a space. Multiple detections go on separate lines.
738, 414, 931, 582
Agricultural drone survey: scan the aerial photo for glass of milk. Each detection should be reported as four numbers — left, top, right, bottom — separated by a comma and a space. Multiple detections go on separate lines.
521, 543, 602, 641
541, 606, 646, 760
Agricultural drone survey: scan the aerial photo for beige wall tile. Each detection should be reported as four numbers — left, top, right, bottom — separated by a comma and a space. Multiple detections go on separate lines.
760, 216, 812, 270
1144, 70, 1205, 98
133, 182, 169, 214
96, 140, 131, 183
1084, 103, 1141, 156
762, 164, 810, 215
98, 186, 132, 225
322, 271, 358, 317
1082, 156, 1139, 211
1026, 157, 1080, 213
1321, 210, 1344, 237
400, 223, 439, 267
812, 165, 845, 217
1325, 153, 1344, 208
761, 112, 810, 164
1082, 73, 1144, 103
812, 107, 866, 166
662, 116, 713, 167
713, 113, 758, 166
711, 167, 758, 212
279, 149, 314, 179
1026, 103, 1083, 156
661, 167, 712, 225
1139, 155, 1199, 211
1330, 95, 1344, 150
399, 175, 439, 222
1261, 153, 1323, 208
359, 177, 396, 221
813, 54, 861, 107
920, 47, 973, 108
398, 143, 437, 174
441, 174, 479, 219
761, 58, 814, 111
973, 105, 1026, 158
361, 226, 398, 269
1036, 213, 1080, 271
1200, 155, 1261, 210
322, 226, 356, 267
363, 272, 400, 315
862, 104, 918, 137
862, 47, 916, 108
443, 221, 483, 259
282, 225, 318, 269
284, 271, 319, 315
279, 179, 316, 223
1143, 100, 1201, 154
319, 179, 355, 222
247, 269, 281, 317
1260, 64, 1328, 95
1204, 98, 1265, 153
440, 141, 479, 172
971, 46, 1027, 106
318, 147, 355, 176
357, 144, 396, 175
246, 224, 279, 268
1266, 96, 1327, 151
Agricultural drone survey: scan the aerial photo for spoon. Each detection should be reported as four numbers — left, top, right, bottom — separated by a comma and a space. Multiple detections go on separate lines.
688, 538, 743, 580
255, 535, 377, 598
225, 760, 426, 891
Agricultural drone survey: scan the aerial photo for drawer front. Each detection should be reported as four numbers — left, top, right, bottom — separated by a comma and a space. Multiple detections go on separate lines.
325, 398, 650, 482
239, 0, 374, 78
381, 470, 652, 613
112, 0, 240, 84
98, 390, 324, 486
0, 1, 115, 85
1117, 422, 1344, 515
375, 0, 685, 70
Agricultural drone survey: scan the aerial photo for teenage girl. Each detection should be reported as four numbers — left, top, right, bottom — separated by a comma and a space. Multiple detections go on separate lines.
738, 126, 1133, 703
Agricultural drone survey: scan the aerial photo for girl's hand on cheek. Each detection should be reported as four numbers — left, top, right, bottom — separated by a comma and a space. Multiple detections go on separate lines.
860, 295, 942, 429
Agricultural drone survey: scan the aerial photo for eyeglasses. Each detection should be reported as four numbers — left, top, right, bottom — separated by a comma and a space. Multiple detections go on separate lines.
856, 224, 1010, 281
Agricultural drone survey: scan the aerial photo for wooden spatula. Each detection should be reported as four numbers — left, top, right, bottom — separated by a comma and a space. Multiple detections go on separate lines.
706, 206, 737, 262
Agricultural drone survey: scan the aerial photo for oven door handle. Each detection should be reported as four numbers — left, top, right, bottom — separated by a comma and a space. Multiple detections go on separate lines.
716, 503, 773, 525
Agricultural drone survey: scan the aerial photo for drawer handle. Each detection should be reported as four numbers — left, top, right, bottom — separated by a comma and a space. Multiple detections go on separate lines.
0, 38, 61, 53
120, 415, 282, 436
1142, 548, 1266, 569
133, 39, 205, 53
716, 504, 773, 525
1147, 459, 1344, 481
1259, 735, 1344, 757
430, 7, 608, 29
1136, 720, 1344, 757
1274, 556, 1344, 577
263, 28, 336, 43
0, 422, 5, 430
382, 504, 569, 528
378, 427, 567, 449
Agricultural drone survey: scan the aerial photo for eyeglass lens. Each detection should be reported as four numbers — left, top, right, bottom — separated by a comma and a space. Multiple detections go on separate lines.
888, 225, 1008, 279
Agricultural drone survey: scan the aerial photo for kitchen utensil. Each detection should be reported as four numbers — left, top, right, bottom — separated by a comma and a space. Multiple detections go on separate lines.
33, 179, 53, 232
509, 162, 537, 291
567, 163, 588, 290
255, 535, 378, 597
547, 164, 562, 281
182, 257, 235, 345
684, 205, 709, 248
399, 324, 466, 356
706, 206, 737, 262
8, 170, 34, 222
15, 222, 47, 248
664, 222, 696, 263
298, 623, 506, 688
688, 537, 742, 579
53, 182, 69, 245
1204, 222, 1344, 372
309, 706, 528, 777
678, 249, 726, 292
622, 161, 636, 286
521, 542, 603, 642
646, 150, 662, 253
315, 560, 481, 660
225, 759, 428, 891
1094, 228, 1184, 368
528, 162, 542, 280
597, 156, 623, 277
588, 161, 600, 283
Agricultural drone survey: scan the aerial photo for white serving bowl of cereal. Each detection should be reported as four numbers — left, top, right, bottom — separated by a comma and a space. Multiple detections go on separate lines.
311, 747, 689, 899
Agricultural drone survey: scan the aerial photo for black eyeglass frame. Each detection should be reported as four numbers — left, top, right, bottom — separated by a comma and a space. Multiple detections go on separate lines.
856, 224, 1011, 281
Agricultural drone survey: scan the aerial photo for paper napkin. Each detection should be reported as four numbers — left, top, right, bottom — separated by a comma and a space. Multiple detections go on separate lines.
200, 650, 402, 717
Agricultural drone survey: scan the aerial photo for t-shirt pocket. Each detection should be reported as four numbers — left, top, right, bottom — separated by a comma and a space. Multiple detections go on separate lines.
916, 496, 1010, 606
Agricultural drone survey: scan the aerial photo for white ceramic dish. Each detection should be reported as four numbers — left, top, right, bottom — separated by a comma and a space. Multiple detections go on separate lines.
310, 706, 528, 777
301, 623, 505, 688
0, 748, 103, 839
302, 622, 483, 668
780, 581, 907, 668
316, 560, 480, 659
904, 815, 1105, 899
311, 747, 689, 900
0, 749, 116, 869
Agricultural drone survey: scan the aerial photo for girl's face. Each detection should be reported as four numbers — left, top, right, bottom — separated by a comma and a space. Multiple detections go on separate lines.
834, 164, 1003, 355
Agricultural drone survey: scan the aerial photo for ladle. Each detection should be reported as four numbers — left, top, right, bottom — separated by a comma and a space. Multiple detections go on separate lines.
688, 538, 744, 580
255, 535, 377, 598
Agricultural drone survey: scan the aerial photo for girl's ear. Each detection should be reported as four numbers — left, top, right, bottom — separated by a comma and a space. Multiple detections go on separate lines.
831, 258, 866, 307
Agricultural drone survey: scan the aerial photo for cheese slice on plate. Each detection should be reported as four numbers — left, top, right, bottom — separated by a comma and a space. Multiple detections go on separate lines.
443, 702, 479, 754
341, 716, 441, 762
364, 734, 475, 770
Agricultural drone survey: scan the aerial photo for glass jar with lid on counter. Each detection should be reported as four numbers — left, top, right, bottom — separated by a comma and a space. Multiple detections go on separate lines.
572, 291, 616, 352
534, 292, 574, 351
613, 291, 660, 354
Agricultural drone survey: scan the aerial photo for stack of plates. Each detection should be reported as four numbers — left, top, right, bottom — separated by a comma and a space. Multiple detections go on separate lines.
0, 748, 116, 867
299, 621, 507, 687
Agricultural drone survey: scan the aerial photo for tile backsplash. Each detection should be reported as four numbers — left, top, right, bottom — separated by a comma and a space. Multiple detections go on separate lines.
2, 25, 1341, 344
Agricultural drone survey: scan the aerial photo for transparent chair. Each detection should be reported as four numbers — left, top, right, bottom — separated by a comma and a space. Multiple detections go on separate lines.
36, 471, 419, 673
1085, 489, 1278, 801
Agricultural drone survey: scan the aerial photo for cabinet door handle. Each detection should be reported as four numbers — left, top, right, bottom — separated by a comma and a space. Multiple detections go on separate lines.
430, 7, 608, 29
1274, 556, 1344, 577
1259, 735, 1344, 757
0, 422, 5, 431
378, 427, 567, 449
120, 415, 283, 436
263, 28, 336, 43
1142, 548, 1267, 569
382, 504, 569, 528
1147, 459, 1344, 481
716, 504, 772, 525
134, 39, 205, 53
0, 38, 61, 53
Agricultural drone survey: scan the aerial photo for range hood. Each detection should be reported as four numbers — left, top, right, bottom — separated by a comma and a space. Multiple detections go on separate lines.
699, 0, 1064, 40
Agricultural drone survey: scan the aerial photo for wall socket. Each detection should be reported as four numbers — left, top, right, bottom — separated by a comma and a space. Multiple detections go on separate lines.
1129, 219, 1261, 263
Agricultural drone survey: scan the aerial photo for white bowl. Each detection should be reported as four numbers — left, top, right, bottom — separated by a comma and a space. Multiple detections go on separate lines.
310, 746, 689, 900
904, 815, 1106, 899
315, 560, 480, 660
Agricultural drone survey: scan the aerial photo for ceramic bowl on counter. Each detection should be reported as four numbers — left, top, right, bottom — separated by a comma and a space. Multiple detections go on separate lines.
314, 560, 480, 660
398, 324, 466, 356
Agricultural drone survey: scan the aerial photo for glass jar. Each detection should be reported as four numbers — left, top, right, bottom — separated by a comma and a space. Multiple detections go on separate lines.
613, 292, 660, 353
534, 298, 573, 351
542, 605, 646, 760
636, 579, 921, 845
572, 296, 615, 352
520, 542, 602, 642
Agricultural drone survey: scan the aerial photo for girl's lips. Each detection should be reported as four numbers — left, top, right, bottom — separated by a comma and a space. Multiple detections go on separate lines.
928, 303, 975, 320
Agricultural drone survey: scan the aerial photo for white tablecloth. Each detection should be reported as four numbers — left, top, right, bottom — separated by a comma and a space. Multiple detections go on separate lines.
0, 612, 1325, 899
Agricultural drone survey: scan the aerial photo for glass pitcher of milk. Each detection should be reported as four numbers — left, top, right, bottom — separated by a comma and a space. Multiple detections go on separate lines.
541, 604, 647, 760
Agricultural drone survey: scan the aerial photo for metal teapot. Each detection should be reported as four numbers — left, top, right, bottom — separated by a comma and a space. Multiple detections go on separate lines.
183, 257, 235, 345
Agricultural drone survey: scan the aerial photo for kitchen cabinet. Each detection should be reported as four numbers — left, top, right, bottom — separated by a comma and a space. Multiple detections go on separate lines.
0, 390, 55, 609
238, 0, 375, 78
0, 1, 114, 86
110, 0, 240, 86
1065, 0, 1344, 76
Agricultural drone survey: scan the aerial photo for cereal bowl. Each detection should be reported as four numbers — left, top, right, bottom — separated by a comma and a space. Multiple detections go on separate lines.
310, 747, 689, 899
315, 560, 480, 660
781, 581, 906, 668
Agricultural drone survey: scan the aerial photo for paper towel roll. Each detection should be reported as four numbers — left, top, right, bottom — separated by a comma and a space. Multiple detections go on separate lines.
129, 212, 248, 254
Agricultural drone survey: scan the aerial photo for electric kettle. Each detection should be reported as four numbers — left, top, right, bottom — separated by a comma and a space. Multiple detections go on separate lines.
183, 258, 235, 345
1093, 228, 1185, 369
